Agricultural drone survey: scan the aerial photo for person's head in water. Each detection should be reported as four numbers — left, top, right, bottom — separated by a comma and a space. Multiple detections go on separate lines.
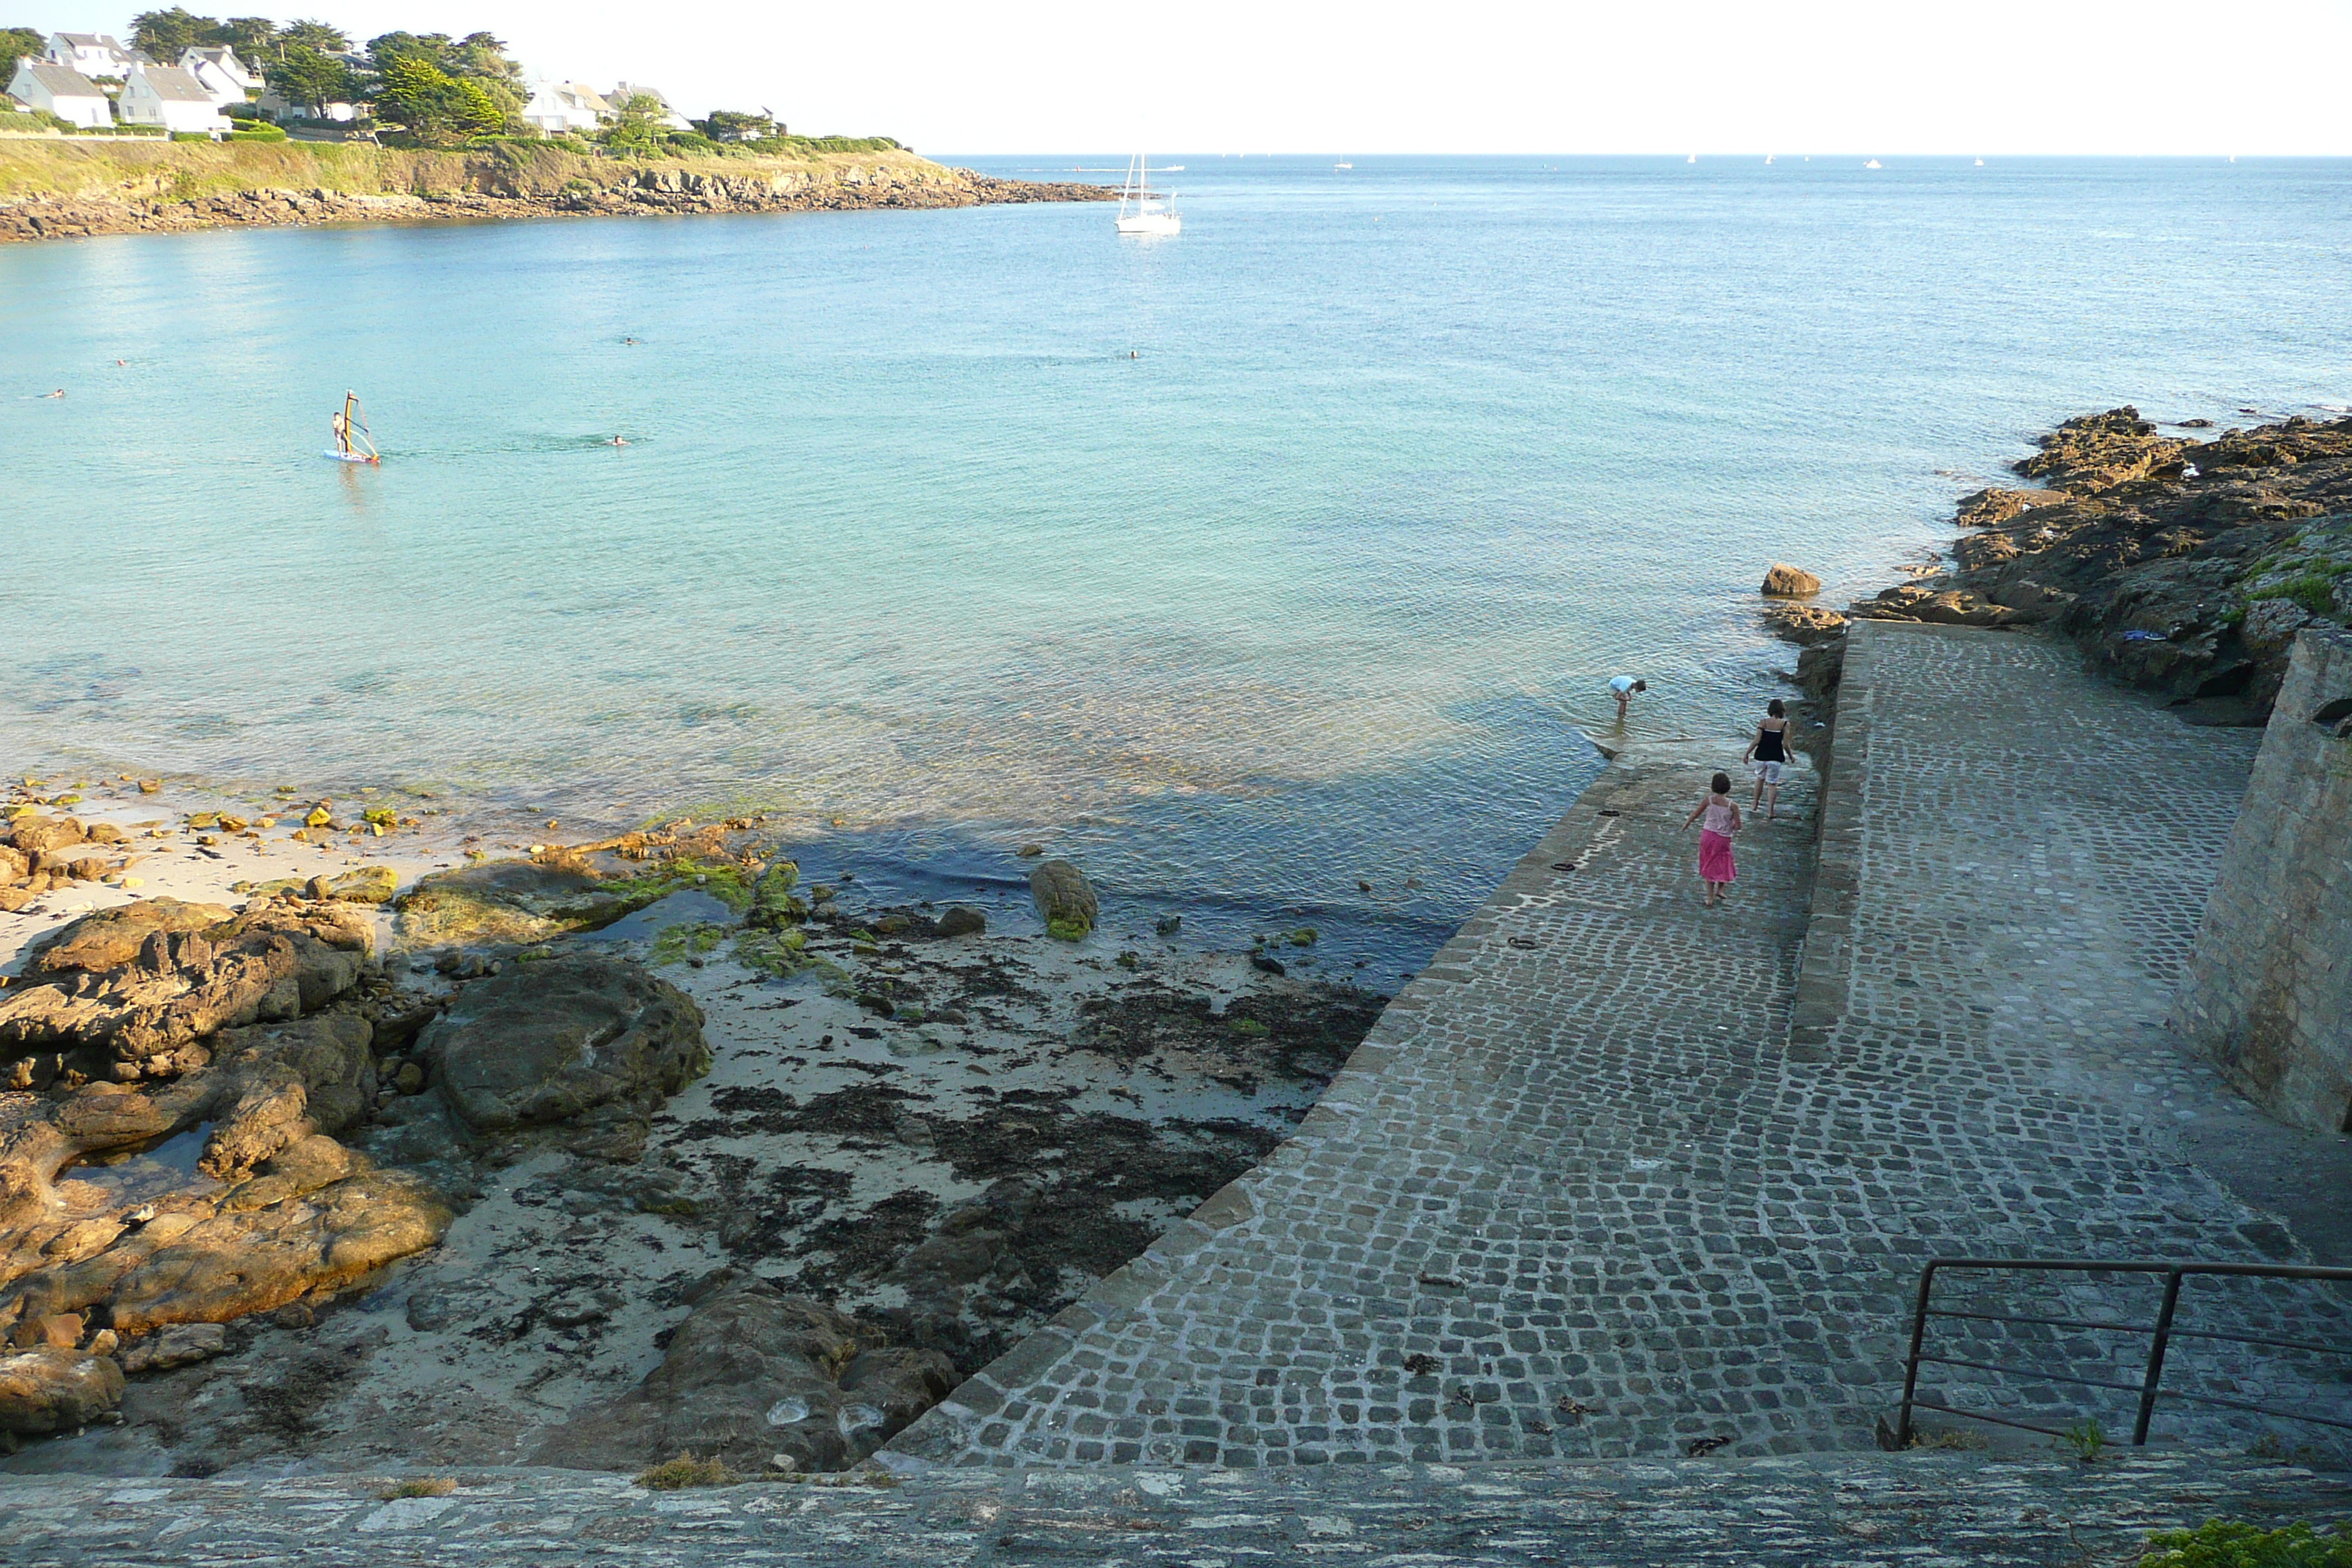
1711, 772, 1731, 795
1633, 680, 1647, 693
1767, 698, 1784, 717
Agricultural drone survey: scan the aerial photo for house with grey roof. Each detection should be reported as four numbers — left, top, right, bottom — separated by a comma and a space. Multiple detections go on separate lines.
118, 63, 225, 135
7, 59, 113, 128
46, 32, 140, 78
180, 45, 262, 107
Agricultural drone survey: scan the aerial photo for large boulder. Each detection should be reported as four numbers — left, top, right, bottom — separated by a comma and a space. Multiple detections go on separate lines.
0, 897, 372, 1084
1029, 859, 1098, 941
534, 1278, 954, 1474
1760, 562, 1822, 598
0, 1348, 123, 1435
423, 954, 708, 1135
6, 816, 87, 857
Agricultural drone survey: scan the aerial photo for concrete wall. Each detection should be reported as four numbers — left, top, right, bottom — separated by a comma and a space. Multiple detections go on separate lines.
2176, 627, 2352, 1133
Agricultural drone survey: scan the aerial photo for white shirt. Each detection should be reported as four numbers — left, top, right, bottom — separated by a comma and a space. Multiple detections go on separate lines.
1609, 676, 1638, 695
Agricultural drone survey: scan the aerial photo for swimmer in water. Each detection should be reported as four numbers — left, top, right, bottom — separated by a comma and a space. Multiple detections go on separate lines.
45, 389, 64, 398
606, 435, 629, 446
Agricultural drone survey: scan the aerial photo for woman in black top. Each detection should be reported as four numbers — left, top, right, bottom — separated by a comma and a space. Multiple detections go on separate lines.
1744, 698, 1791, 821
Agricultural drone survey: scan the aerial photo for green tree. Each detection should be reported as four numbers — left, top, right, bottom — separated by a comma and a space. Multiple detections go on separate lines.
694, 109, 775, 140
373, 53, 500, 143
598, 90, 674, 154
129, 7, 216, 58
215, 16, 276, 57
1, 24, 44, 87
276, 18, 350, 54
269, 41, 353, 113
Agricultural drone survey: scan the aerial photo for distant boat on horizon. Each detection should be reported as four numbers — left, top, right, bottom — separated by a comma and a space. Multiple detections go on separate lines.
1975, 157, 1985, 166
1115, 154, 1180, 236
1864, 159, 1883, 170
1764, 154, 1774, 165
1686, 153, 1697, 163
1334, 161, 1352, 170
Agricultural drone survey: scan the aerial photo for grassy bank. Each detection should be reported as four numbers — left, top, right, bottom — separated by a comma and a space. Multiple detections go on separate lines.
0, 138, 961, 203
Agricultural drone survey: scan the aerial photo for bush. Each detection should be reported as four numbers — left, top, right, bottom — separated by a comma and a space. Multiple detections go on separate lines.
228, 125, 288, 142
636, 1453, 734, 1490
170, 130, 214, 142
2138, 1520, 2352, 1567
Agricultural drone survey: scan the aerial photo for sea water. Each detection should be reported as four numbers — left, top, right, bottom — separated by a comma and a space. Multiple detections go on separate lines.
2, 155, 2348, 969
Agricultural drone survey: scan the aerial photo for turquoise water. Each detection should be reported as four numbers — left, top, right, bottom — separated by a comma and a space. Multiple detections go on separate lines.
3, 156, 2348, 967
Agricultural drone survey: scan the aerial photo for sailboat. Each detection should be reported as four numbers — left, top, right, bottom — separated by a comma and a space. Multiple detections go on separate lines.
1115, 155, 1180, 235
325, 391, 380, 465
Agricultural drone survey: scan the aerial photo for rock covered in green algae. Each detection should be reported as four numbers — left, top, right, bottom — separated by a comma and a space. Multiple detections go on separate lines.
745, 860, 805, 930
1029, 858, 1097, 941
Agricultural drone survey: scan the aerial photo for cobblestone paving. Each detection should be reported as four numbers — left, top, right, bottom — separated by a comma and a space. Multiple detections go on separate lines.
4, 1452, 2348, 1566
886, 622, 2351, 1470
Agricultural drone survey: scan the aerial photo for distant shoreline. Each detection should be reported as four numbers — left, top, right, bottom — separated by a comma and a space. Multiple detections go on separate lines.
0, 140, 1114, 245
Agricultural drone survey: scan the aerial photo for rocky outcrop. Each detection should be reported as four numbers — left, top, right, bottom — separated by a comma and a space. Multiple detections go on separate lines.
0, 1347, 123, 1435
394, 858, 619, 947
421, 954, 708, 1146
533, 1275, 954, 1474
1848, 409, 2352, 717
1029, 859, 1098, 941
0, 895, 371, 1086
1760, 563, 1822, 597
0, 152, 1114, 246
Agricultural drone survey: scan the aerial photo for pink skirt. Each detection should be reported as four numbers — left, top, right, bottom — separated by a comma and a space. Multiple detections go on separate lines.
1700, 829, 1736, 884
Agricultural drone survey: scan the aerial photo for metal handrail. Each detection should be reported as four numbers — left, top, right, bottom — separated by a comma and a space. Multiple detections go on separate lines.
1893, 1257, 2352, 1449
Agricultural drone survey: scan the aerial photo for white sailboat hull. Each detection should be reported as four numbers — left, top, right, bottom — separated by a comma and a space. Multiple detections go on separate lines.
1115, 154, 1180, 235
1115, 211, 1180, 235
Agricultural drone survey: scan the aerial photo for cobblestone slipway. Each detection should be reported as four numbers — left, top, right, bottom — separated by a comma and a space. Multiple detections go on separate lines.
8, 621, 2351, 1563
889, 620, 2352, 1470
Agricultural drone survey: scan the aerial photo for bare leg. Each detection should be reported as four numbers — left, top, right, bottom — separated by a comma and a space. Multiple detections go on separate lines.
1765, 783, 1779, 821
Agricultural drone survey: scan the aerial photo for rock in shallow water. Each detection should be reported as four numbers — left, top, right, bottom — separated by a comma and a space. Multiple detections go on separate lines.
1029, 859, 1098, 941
1760, 562, 1822, 597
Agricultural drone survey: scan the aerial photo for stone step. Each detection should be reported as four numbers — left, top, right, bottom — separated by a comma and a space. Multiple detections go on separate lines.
4, 1451, 2346, 1566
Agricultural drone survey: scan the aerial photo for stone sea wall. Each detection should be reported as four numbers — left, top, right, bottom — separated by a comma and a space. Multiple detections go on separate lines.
0, 140, 1112, 244
2176, 626, 2352, 1133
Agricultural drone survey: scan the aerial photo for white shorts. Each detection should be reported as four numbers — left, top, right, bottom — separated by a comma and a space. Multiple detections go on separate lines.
1750, 760, 1784, 785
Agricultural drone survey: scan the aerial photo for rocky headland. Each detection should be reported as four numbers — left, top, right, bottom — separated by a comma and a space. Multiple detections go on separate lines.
1765, 406, 2352, 733
0, 140, 1112, 244
0, 779, 1382, 1477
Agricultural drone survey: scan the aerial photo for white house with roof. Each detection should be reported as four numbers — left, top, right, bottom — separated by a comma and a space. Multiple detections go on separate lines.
179, 45, 260, 107
118, 64, 226, 134
519, 80, 611, 134
46, 32, 139, 78
7, 59, 113, 127
607, 83, 693, 129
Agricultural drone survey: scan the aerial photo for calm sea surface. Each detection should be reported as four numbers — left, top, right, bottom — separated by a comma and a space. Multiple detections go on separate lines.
3, 156, 2348, 968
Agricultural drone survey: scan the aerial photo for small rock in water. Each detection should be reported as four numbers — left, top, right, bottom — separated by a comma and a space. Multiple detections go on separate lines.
1251, 954, 1287, 976
1154, 914, 1182, 936
1030, 859, 1098, 941
936, 905, 985, 938
1015, 843, 1044, 858
1761, 562, 1823, 597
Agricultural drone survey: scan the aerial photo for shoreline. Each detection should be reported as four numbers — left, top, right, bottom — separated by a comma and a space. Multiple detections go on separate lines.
1764, 405, 2352, 731
0, 140, 1114, 245
0, 772, 1392, 1476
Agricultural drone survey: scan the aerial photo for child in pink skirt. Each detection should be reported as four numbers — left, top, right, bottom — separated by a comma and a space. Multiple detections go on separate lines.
1681, 770, 1743, 906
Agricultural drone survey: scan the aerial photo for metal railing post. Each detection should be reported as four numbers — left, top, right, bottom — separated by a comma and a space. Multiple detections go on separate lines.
2133, 1268, 2187, 1446
1896, 1261, 1940, 1448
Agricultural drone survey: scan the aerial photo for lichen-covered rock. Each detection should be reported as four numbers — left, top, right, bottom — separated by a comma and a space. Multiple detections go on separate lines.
394, 859, 610, 947
1030, 859, 1098, 941
5, 816, 86, 856
423, 954, 708, 1134
1760, 562, 1822, 597
0, 1347, 123, 1434
745, 861, 804, 930
533, 1277, 954, 1474
11, 1158, 453, 1337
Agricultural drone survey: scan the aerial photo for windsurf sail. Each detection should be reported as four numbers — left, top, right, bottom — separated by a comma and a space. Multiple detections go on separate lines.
329, 391, 380, 464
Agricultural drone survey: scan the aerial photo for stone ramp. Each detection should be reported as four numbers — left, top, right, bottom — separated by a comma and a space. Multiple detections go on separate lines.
888, 620, 2349, 1471
4, 1452, 2347, 1565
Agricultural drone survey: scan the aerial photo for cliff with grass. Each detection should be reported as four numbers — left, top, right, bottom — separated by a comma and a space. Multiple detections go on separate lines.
0, 138, 1112, 242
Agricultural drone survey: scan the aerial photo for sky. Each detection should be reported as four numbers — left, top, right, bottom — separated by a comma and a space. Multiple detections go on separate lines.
31, 0, 2352, 154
